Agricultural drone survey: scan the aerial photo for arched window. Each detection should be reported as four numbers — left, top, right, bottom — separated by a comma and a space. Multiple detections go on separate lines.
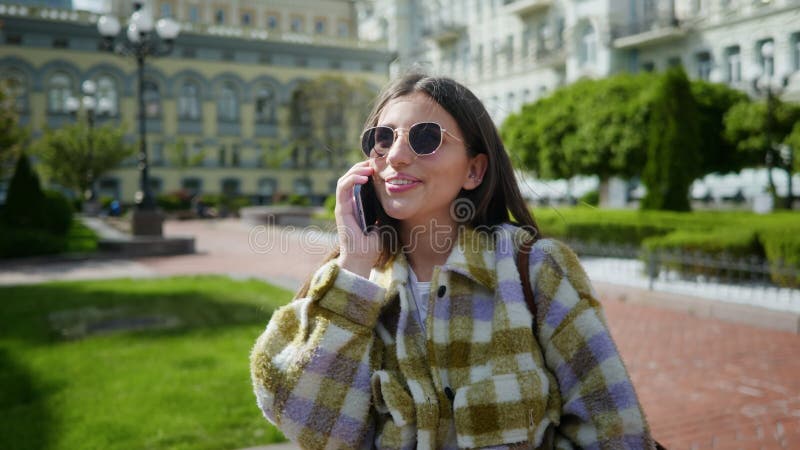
47, 72, 72, 113
255, 85, 276, 123
289, 87, 312, 128
96, 75, 118, 116
178, 80, 201, 120
1, 68, 27, 112
579, 24, 597, 66
143, 80, 160, 118
218, 82, 238, 122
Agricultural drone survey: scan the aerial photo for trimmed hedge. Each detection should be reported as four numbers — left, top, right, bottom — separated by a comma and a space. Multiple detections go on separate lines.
531, 207, 800, 287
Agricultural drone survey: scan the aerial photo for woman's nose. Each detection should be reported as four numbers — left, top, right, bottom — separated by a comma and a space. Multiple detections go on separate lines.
385, 131, 415, 167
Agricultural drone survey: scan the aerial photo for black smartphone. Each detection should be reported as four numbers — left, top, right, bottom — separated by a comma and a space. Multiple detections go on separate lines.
353, 178, 380, 235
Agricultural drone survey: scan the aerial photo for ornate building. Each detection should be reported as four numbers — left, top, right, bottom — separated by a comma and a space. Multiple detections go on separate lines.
0, 0, 393, 204
359, 0, 800, 123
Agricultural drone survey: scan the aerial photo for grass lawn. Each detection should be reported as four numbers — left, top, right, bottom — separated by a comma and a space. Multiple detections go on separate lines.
0, 276, 290, 450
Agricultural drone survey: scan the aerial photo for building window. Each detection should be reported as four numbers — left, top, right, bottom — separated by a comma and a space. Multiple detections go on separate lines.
725, 46, 741, 82
52, 37, 69, 49
181, 47, 196, 58
641, 61, 655, 72
793, 33, 800, 72
149, 177, 163, 194
757, 38, 774, 77
218, 82, 238, 122
1, 69, 27, 113
143, 80, 160, 118
242, 13, 252, 26
160, 3, 172, 18
579, 24, 597, 66
97, 178, 120, 199
231, 145, 240, 167
188, 6, 199, 23
47, 72, 71, 113
267, 14, 279, 30
215, 9, 225, 25
96, 75, 118, 116
258, 178, 277, 196
178, 81, 200, 120
218, 146, 227, 166
695, 51, 712, 80
182, 178, 202, 196
337, 21, 350, 37
222, 50, 235, 61
221, 178, 240, 196
293, 178, 312, 196
291, 16, 304, 32
315, 18, 326, 34
255, 85, 276, 123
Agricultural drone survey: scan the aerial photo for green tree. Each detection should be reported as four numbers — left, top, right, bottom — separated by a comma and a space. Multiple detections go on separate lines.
1, 152, 47, 228
641, 66, 702, 211
724, 96, 800, 206
690, 80, 753, 174
501, 74, 654, 201
33, 123, 135, 199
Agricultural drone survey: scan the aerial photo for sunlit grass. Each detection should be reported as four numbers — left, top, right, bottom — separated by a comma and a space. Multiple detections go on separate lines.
0, 276, 290, 450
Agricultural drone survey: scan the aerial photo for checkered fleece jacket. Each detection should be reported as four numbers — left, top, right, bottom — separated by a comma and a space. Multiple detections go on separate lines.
251, 224, 655, 449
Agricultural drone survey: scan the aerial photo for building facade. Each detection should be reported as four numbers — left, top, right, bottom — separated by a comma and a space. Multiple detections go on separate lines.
360, 0, 800, 123
0, 0, 393, 204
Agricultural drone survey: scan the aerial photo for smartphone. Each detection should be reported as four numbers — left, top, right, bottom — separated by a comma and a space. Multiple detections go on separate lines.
353, 178, 379, 235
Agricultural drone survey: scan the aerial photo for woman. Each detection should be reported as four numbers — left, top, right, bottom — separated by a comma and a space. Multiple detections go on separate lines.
250, 73, 656, 449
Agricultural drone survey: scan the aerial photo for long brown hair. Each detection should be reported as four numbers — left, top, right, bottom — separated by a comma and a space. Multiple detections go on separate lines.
294, 73, 538, 299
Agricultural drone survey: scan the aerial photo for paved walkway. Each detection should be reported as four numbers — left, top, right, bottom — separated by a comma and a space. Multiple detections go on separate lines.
1, 219, 798, 449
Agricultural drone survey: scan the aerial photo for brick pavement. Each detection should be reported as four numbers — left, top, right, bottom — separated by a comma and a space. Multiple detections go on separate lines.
4, 219, 798, 449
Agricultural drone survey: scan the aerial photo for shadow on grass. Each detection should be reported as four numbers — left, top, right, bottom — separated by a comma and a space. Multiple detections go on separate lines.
0, 278, 286, 344
0, 349, 52, 450
0, 277, 290, 449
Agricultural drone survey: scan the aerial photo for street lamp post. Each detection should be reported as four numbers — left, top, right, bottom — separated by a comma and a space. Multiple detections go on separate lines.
97, 4, 180, 235
751, 41, 793, 210
66, 79, 112, 215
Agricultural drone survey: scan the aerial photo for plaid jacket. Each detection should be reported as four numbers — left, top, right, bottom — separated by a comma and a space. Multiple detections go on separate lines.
251, 224, 656, 449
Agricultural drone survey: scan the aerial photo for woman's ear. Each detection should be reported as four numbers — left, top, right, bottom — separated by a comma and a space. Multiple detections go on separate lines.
463, 153, 488, 190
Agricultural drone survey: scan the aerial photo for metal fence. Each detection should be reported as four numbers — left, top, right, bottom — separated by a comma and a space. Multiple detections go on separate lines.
566, 240, 800, 311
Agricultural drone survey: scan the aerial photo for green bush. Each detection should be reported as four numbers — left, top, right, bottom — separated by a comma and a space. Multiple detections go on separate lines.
156, 190, 193, 211
43, 190, 74, 235
286, 194, 310, 206
532, 207, 800, 287
0, 225, 66, 258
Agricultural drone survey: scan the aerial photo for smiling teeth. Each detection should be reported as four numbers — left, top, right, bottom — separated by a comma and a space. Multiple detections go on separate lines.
388, 179, 415, 185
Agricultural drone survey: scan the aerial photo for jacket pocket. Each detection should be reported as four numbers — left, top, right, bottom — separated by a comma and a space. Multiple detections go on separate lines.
453, 371, 549, 449
372, 370, 416, 449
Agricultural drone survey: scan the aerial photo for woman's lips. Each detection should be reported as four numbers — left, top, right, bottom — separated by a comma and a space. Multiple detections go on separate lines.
383, 175, 421, 194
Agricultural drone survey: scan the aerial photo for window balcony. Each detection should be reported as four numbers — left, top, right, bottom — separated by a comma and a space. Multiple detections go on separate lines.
613, 17, 687, 49
423, 20, 466, 45
503, 0, 552, 17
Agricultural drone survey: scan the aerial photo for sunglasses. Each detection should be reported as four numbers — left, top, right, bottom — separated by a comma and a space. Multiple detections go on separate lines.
360, 122, 464, 157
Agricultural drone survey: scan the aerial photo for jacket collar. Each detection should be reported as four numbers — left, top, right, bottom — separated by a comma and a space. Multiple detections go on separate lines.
371, 224, 525, 292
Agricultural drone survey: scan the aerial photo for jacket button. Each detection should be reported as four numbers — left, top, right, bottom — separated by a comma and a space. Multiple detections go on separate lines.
437, 285, 446, 297
444, 386, 455, 401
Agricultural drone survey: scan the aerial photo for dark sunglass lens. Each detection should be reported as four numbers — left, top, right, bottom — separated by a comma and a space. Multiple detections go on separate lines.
373, 127, 394, 153
409, 122, 442, 155
361, 128, 376, 156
